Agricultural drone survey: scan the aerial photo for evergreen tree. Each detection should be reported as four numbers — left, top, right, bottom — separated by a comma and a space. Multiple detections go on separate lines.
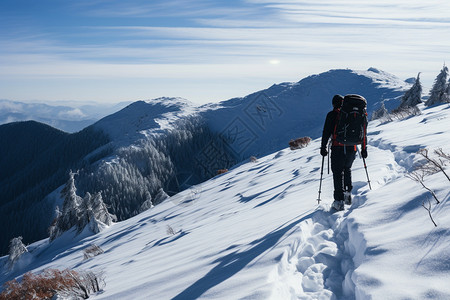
371, 102, 390, 121
50, 173, 115, 240
87, 192, 114, 234
8, 236, 27, 267
50, 171, 82, 241
400, 73, 422, 108
153, 188, 169, 205
139, 192, 153, 213
48, 206, 61, 239
426, 65, 449, 106
90, 192, 114, 227
445, 78, 450, 103
78, 192, 93, 232
59, 171, 82, 232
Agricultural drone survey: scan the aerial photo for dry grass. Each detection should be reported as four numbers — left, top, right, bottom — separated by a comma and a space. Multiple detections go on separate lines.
289, 137, 311, 150
216, 169, 228, 175
0, 268, 104, 300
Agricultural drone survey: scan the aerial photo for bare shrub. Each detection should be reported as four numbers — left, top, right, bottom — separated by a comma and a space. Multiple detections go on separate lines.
406, 147, 450, 205
0, 269, 105, 300
64, 270, 105, 299
390, 105, 421, 120
166, 225, 176, 235
422, 199, 438, 227
216, 169, 228, 175
289, 137, 311, 150
83, 244, 104, 260
417, 148, 450, 181
406, 169, 440, 204
406, 147, 450, 227
250, 156, 258, 163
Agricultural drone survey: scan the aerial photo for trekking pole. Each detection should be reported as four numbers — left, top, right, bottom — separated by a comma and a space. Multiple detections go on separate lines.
317, 156, 325, 204
362, 157, 372, 190
327, 142, 331, 174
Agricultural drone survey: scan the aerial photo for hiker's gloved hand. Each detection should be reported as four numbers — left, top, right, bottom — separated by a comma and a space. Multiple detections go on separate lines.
320, 147, 328, 157
361, 148, 368, 159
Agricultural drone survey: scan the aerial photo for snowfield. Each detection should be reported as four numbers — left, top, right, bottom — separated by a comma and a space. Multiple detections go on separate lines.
1, 103, 450, 299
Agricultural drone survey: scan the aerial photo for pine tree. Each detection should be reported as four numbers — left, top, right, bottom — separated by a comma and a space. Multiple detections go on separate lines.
50, 173, 114, 240
139, 191, 153, 213
78, 192, 93, 232
48, 206, 62, 239
59, 171, 82, 232
445, 78, 450, 103
50, 171, 82, 241
153, 188, 169, 205
400, 73, 422, 108
91, 192, 114, 227
426, 65, 449, 106
8, 236, 27, 267
371, 102, 390, 121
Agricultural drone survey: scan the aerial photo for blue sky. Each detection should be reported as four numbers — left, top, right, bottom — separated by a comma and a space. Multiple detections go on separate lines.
1, 0, 450, 104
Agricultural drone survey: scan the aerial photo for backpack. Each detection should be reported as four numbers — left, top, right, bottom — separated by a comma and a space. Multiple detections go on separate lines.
334, 94, 368, 146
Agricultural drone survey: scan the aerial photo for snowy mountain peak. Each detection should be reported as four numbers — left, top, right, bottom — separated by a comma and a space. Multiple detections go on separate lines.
353, 68, 410, 92
202, 68, 409, 159
144, 97, 196, 108
93, 98, 199, 142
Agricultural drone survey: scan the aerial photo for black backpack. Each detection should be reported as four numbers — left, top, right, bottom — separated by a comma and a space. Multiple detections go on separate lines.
334, 94, 368, 146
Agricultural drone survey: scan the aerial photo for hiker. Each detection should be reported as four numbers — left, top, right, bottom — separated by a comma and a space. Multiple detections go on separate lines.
320, 94, 368, 211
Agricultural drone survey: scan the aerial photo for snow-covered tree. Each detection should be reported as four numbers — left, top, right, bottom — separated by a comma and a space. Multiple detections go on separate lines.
400, 73, 422, 108
50, 172, 83, 241
426, 65, 449, 106
139, 192, 153, 213
48, 206, 62, 239
8, 236, 27, 267
77, 192, 93, 231
445, 79, 450, 103
371, 102, 390, 121
59, 171, 82, 231
90, 192, 114, 228
50, 172, 114, 240
153, 188, 169, 205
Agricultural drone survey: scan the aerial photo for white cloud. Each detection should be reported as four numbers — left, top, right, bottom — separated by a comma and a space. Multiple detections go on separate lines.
1, 0, 450, 103
58, 108, 87, 120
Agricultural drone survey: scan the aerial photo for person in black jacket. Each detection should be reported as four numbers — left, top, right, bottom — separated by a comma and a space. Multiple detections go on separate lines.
320, 95, 367, 211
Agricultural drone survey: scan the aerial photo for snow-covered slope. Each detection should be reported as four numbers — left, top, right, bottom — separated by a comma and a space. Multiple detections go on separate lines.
2, 103, 449, 299
64, 68, 409, 226
93, 97, 198, 144
91, 68, 410, 160
200, 68, 409, 158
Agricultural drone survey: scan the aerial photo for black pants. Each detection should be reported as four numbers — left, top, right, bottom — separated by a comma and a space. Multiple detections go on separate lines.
331, 146, 356, 201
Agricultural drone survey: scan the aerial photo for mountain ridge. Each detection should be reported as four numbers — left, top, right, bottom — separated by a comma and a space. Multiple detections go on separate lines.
0, 67, 411, 256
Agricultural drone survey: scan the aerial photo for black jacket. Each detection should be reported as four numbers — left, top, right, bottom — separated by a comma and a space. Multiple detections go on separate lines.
321, 108, 339, 149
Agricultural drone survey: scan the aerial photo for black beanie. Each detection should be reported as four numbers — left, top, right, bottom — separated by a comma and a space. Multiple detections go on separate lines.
332, 94, 344, 108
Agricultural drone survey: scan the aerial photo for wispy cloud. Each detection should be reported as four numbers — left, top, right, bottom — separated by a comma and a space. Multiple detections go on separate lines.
1, 0, 450, 103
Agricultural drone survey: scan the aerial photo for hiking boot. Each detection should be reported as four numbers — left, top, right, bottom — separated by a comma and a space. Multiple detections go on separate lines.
331, 200, 344, 211
344, 191, 352, 205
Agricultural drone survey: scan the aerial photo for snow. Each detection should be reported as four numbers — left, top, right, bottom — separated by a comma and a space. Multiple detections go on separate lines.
89, 68, 408, 162
1, 102, 449, 299
93, 97, 197, 143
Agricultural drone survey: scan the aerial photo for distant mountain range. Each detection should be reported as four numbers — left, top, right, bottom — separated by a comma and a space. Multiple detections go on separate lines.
0, 100, 130, 133
0, 68, 412, 255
